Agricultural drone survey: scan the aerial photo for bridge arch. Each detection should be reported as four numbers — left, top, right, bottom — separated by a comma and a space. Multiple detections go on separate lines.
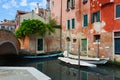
0, 29, 20, 55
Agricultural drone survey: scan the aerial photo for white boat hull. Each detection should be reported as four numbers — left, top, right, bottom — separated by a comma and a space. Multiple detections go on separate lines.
58, 57, 96, 67
80, 58, 109, 64
63, 51, 109, 65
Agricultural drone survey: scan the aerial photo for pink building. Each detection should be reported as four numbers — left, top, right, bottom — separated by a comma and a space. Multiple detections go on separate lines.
48, 0, 120, 61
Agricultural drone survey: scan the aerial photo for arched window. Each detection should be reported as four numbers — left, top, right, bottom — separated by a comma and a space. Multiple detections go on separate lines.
71, 0, 75, 9
67, 0, 70, 10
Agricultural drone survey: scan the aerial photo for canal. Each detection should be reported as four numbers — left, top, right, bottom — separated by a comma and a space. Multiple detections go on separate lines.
0, 56, 120, 80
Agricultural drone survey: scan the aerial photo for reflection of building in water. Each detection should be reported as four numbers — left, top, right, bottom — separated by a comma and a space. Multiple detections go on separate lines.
25, 59, 120, 80
59, 65, 115, 80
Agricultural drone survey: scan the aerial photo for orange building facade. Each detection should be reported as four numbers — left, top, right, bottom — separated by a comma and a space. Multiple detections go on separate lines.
48, 0, 120, 61
15, 4, 61, 55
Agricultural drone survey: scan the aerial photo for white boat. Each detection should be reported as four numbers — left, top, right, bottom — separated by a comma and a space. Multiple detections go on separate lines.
80, 56, 109, 64
58, 57, 96, 67
63, 51, 109, 65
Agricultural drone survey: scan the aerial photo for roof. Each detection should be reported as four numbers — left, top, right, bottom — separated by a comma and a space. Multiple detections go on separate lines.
16, 10, 28, 15
0, 20, 15, 26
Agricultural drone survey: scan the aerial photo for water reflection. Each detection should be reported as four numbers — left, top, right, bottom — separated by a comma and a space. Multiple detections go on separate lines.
34, 60, 120, 80
0, 56, 120, 80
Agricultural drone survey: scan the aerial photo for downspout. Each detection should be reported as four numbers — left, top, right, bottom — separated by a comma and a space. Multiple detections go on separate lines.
60, 0, 62, 50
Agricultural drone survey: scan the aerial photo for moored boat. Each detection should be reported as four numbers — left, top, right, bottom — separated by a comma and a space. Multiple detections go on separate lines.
63, 51, 109, 65
58, 57, 96, 67
24, 52, 63, 59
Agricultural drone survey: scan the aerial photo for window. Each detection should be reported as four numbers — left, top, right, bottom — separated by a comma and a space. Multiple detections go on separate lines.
67, 0, 71, 10
71, 0, 75, 9
1, 26, 5, 29
81, 39, 87, 51
72, 18, 75, 29
94, 35, 100, 42
67, 20, 70, 30
91, 11, 100, 23
114, 31, 120, 37
37, 39, 43, 51
83, 0, 88, 4
83, 14, 88, 27
116, 4, 120, 18
52, 1, 54, 6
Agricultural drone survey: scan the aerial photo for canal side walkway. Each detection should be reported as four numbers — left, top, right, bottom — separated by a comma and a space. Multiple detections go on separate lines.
0, 67, 51, 80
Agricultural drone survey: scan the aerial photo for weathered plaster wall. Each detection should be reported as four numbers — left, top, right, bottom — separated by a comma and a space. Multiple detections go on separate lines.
22, 28, 61, 54
50, 0, 120, 61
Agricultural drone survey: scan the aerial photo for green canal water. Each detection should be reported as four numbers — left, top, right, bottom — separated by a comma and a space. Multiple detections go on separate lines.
0, 56, 120, 80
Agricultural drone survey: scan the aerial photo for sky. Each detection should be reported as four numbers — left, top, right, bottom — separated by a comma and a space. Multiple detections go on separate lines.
0, 0, 46, 21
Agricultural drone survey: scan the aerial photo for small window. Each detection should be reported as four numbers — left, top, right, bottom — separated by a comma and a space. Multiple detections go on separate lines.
94, 35, 100, 42
83, 0, 88, 4
71, 0, 75, 9
67, 0, 71, 10
67, 20, 70, 30
72, 18, 75, 29
6, 27, 9, 30
1, 26, 5, 29
91, 11, 100, 23
52, 1, 54, 6
114, 31, 120, 37
83, 14, 88, 27
116, 4, 120, 18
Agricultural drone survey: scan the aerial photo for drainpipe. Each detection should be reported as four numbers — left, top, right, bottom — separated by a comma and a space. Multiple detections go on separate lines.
60, 0, 62, 51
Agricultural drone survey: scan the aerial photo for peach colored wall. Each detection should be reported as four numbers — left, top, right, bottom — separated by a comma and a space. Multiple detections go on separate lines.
24, 36, 30, 51
50, 0, 61, 25
22, 28, 61, 54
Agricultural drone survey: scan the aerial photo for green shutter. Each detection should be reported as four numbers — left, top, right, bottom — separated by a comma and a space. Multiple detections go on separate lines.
84, 14, 88, 27
82, 39, 87, 51
97, 11, 100, 22
116, 5, 120, 18
72, 18, 75, 29
67, 20, 70, 30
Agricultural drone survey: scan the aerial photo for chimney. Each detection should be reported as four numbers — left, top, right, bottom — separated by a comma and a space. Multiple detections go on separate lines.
36, 3, 39, 14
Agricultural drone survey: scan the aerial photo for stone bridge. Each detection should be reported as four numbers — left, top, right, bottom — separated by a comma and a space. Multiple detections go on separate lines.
0, 30, 20, 55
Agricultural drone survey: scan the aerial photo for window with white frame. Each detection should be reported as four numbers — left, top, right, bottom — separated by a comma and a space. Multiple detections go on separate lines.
71, 0, 75, 8
91, 11, 100, 23
66, 0, 75, 11
116, 4, 120, 18
67, 0, 71, 10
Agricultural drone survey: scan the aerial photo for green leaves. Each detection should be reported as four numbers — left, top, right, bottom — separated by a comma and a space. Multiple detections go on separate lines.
15, 19, 56, 38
